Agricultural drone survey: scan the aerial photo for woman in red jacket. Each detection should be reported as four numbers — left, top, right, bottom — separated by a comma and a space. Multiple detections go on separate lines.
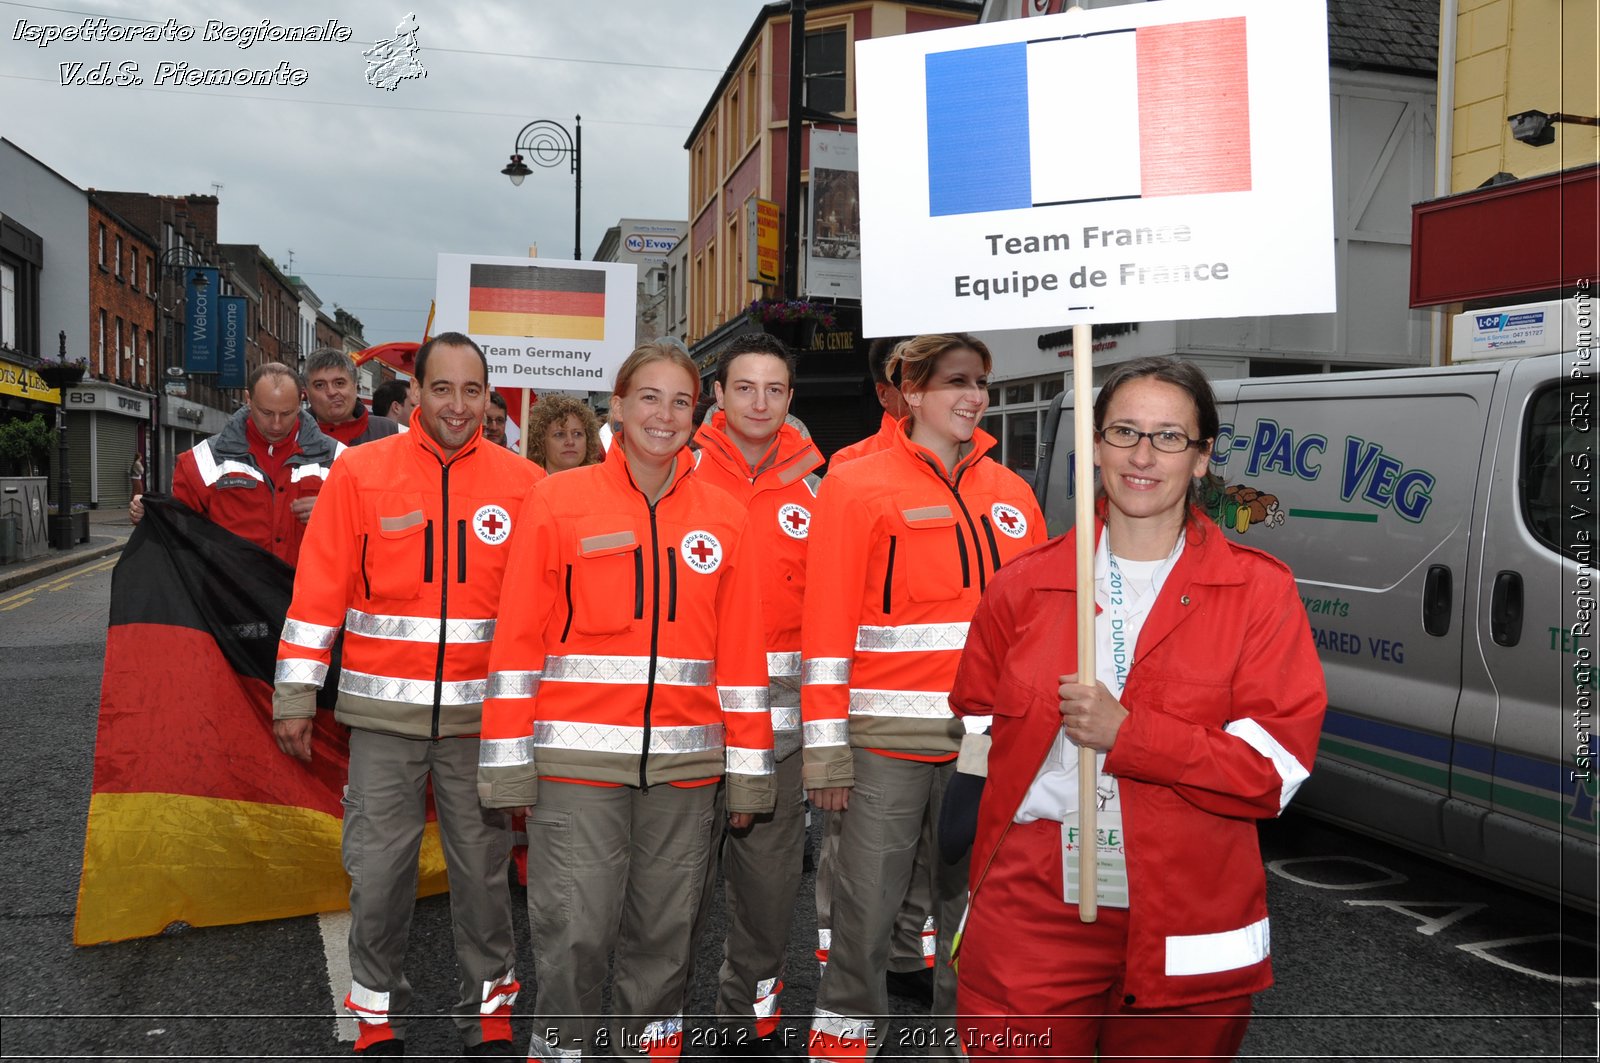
949, 357, 1327, 1061
801, 333, 1045, 1061
479, 341, 774, 1063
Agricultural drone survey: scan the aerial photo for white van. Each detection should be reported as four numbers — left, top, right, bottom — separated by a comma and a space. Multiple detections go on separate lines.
1033, 301, 1596, 911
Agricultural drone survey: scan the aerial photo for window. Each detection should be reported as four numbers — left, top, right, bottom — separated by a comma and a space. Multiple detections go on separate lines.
988, 371, 1066, 477
744, 62, 760, 144
114, 236, 123, 277
1006, 411, 1040, 479
115, 317, 123, 372
97, 224, 106, 267
805, 27, 847, 114
145, 255, 155, 294
0, 262, 14, 350
97, 309, 106, 373
1523, 383, 1589, 563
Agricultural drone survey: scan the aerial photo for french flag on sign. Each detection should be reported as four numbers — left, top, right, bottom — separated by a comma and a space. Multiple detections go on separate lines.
926, 17, 1251, 216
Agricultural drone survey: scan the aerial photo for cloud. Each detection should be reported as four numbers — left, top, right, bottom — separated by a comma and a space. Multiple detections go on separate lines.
1, 0, 766, 342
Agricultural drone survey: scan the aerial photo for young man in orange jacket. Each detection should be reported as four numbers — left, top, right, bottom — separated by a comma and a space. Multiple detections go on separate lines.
688, 333, 824, 1046
272, 333, 544, 1057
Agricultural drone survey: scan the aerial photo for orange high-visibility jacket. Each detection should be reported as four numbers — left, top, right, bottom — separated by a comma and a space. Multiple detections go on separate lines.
272, 425, 545, 737
478, 443, 776, 814
800, 422, 1047, 790
828, 412, 896, 469
692, 414, 824, 759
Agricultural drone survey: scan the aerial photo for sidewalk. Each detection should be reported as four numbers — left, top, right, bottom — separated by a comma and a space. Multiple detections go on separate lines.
0, 509, 134, 594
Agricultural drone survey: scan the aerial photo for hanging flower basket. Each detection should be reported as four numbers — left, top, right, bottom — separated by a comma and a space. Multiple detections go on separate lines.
37, 359, 87, 392
745, 300, 836, 350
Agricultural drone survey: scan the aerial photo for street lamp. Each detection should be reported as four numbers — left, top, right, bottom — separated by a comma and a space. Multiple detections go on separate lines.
153, 245, 209, 492
500, 116, 582, 260
1507, 109, 1600, 147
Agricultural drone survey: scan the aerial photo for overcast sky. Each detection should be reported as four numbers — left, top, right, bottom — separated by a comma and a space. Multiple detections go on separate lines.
2, 0, 771, 346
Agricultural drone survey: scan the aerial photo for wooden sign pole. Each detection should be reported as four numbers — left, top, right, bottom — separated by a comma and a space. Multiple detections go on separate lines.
1072, 320, 1098, 923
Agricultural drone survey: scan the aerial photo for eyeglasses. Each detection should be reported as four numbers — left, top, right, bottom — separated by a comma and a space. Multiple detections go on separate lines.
1097, 425, 1205, 453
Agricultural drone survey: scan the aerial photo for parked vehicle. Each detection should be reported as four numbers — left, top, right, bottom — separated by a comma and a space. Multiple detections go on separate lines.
1033, 301, 1596, 910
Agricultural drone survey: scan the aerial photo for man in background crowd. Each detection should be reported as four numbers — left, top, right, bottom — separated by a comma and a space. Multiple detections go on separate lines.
305, 349, 401, 447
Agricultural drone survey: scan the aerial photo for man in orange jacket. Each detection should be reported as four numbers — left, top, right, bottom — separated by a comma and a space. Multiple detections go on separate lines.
272, 333, 545, 1057
688, 333, 824, 1046
828, 335, 908, 469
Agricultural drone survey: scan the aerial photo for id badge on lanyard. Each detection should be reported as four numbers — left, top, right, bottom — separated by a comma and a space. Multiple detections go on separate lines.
1062, 809, 1129, 909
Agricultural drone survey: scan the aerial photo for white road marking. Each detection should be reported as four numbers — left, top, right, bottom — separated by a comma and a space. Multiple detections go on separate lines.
1344, 900, 1487, 936
1456, 934, 1600, 986
1266, 855, 1408, 890
318, 910, 358, 1042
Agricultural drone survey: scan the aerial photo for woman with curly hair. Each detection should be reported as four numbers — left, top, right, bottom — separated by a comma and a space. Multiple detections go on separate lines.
524, 394, 603, 476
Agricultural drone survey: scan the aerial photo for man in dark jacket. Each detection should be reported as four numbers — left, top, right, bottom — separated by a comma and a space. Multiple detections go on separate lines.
305, 348, 401, 447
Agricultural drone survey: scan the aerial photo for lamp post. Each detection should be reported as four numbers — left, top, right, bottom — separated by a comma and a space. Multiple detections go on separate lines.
501, 116, 582, 260
38, 330, 85, 549
153, 245, 209, 492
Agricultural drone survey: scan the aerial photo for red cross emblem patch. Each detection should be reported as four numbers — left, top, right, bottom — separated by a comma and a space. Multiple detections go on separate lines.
680, 530, 723, 574
991, 502, 1028, 539
473, 504, 512, 546
777, 503, 811, 540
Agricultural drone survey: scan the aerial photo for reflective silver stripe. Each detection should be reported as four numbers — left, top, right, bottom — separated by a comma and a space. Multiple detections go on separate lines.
848, 688, 952, 718
290, 461, 331, 483
487, 670, 541, 700
532, 720, 724, 755
640, 1014, 684, 1045
726, 746, 775, 775
1165, 916, 1271, 976
339, 668, 486, 705
275, 658, 328, 686
1224, 718, 1311, 812
719, 686, 768, 712
752, 976, 780, 1018
803, 719, 849, 747
543, 654, 713, 687
479, 970, 518, 1014
345, 608, 496, 644
766, 651, 801, 677
346, 979, 390, 1019
855, 621, 970, 653
479, 736, 536, 768
802, 657, 851, 685
811, 1008, 873, 1042
192, 440, 264, 487
772, 705, 800, 733
281, 618, 340, 650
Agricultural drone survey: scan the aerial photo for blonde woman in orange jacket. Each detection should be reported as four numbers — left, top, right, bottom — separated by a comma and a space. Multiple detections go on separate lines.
479, 342, 775, 1063
801, 333, 1046, 1061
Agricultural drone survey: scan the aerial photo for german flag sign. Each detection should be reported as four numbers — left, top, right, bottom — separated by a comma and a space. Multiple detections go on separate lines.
74, 499, 447, 946
468, 263, 606, 340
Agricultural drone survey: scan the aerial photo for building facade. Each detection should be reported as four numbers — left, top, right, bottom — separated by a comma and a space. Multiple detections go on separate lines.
1409, 0, 1597, 327
594, 218, 688, 348
683, 0, 980, 455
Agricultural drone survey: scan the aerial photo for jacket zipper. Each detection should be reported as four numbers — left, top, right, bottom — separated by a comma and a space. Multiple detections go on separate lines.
666, 547, 679, 622
633, 547, 645, 620
640, 502, 662, 792
954, 525, 971, 588
882, 535, 897, 614
561, 564, 575, 643
360, 534, 371, 598
456, 519, 467, 583
430, 464, 451, 739
945, 471, 988, 592
980, 514, 1003, 571
423, 520, 434, 583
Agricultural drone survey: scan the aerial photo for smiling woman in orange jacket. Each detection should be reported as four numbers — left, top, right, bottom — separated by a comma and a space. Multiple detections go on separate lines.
801, 333, 1046, 1061
948, 357, 1327, 1061
478, 341, 774, 1063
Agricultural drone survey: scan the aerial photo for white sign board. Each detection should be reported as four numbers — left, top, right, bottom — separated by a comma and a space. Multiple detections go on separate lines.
435, 254, 638, 390
1452, 300, 1581, 361
806, 129, 862, 300
855, 0, 1334, 336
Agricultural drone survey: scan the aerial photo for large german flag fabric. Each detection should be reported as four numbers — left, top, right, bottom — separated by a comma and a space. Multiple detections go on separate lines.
74, 499, 448, 946
468, 263, 606, 340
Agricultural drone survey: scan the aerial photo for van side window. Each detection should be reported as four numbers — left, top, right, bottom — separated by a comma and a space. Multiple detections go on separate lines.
1522, 383, 1588, 563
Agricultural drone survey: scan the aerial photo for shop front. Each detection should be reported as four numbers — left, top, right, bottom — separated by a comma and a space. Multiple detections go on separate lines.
61, 381, 152, 509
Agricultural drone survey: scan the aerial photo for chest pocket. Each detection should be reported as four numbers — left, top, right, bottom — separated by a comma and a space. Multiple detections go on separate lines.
366, 499, 429, 601
889, 504, 966, 606
567, 529, 641, 638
